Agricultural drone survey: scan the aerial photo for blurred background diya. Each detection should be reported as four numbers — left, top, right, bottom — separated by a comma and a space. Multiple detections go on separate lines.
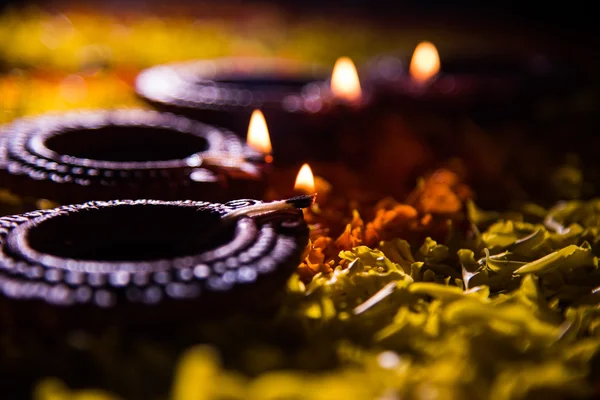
1, 1, 600, 399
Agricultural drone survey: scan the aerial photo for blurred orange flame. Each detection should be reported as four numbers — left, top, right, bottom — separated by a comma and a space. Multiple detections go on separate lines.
247, 109, 272, 156
294, 163, 315, 194
330, 57, 362, 102
409, 41, 440, 84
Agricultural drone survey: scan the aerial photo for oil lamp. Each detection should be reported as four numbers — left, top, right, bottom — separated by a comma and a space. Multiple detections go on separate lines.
0, 196, 312, 326
135, 56, 373, 165
325, 56, 374, 166
0, 109, 271, 204
365, 40, 571, 116
135, 57, 331, 165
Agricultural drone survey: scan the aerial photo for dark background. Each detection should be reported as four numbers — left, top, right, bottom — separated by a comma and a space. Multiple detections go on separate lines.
0, 0, 598, 30
0, 0, 598, 50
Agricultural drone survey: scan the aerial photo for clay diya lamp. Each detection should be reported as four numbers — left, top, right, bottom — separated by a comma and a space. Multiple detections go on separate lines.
363, 42, 586, 195
135, 57, 375, 166
0, 109, 270, 204
0, 195, 313, 330
365, 41, 578, 122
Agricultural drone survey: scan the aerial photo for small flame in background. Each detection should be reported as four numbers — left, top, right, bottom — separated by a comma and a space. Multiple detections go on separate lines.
247, 109, 273, 159
294, 163, 316, 194
330, 56, 362, 103
409, 41, 441, 84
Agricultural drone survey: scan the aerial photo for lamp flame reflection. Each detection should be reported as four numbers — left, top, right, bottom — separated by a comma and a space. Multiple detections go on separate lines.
409, 41, 441, 84
330, 57, 362, 103
294, 163, 315, 194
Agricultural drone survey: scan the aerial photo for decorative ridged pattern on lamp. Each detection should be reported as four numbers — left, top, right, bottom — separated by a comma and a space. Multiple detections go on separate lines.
0, 199, 308, 322
0, 109, 267, 204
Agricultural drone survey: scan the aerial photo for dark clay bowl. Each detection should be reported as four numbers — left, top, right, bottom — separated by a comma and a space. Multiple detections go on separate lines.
0, 198, 309, 330
135, 58, 372, 165
0, 110, 268, 204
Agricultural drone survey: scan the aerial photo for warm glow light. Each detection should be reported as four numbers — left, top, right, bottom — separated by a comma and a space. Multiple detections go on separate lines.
409, 41, 441, 84
247, 109, 272, 155
294, 163, 315, 194
330, 57, 362, 103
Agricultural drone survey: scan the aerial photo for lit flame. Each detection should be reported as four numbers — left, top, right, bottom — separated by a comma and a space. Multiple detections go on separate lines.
409, 41, 440, 84
330, 57, 362, 103
247, 109, 272, 156
294, 163, 315, 194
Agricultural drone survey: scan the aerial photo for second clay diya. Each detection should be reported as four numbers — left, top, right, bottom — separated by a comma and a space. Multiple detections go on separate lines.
0, 195, 312, 327
135, 57, 374, 165
0, 109, 269, 204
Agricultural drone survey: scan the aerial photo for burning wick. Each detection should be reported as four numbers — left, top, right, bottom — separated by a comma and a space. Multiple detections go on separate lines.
222, 195, 315, 222
247, 109, 273, 163
202, 195, 314, 244
330, 57, 362, 103
294, 163, 316, 195
185, 109, 273, 177
409, 41, 441, 85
